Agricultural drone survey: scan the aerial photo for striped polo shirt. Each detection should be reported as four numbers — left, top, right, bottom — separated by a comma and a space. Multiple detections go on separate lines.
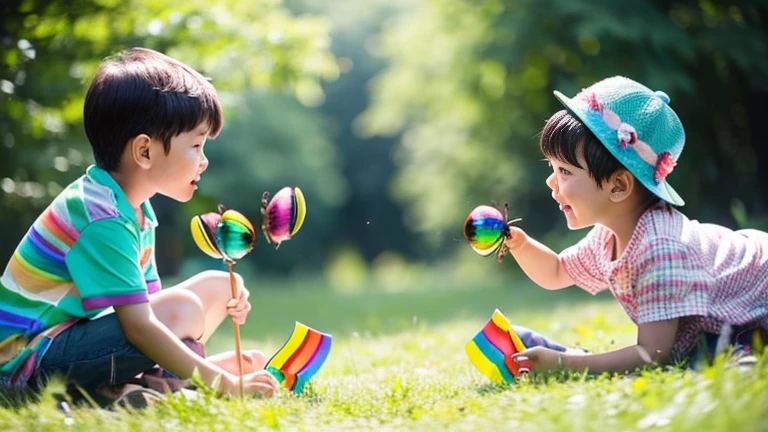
0, 165, 160, 387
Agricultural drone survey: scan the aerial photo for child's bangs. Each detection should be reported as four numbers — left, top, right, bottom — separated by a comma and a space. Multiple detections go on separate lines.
539, 110, 585, 169
153, 83, 223, 145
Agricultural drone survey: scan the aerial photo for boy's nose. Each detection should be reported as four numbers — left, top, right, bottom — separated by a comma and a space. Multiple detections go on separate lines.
199, 152, 209, 172
546, 172, 557, 191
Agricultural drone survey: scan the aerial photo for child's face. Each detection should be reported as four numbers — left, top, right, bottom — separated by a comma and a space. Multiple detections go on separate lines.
545, 152, 612, 230
148, 122, 210, 203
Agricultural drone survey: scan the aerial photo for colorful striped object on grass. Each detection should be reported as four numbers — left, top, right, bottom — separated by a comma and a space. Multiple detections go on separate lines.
265, 322, 332, 394
465, 308, 529, 383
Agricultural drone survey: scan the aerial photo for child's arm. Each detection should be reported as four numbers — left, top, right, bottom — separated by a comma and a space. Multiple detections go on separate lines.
517, 318, 679, 373
114, 302, 273, 396
564, 319, 679, 373
506, 227, 574, 290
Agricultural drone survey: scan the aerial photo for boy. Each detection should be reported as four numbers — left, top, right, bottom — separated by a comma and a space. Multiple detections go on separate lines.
0, 48, 277, 405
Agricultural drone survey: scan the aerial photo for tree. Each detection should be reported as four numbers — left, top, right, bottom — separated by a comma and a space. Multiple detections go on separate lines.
360, 0, 768, 256
0, 0, 338, 269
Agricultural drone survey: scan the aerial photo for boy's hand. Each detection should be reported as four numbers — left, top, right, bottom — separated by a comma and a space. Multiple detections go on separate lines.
512, 346, 562, 372
226, 282, 251, 325
221, 371, 278, 398
504, 226, 528, 251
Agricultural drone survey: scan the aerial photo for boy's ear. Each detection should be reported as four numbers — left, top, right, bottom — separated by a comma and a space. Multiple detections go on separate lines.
608, 169, 634, 202
129, 134, 153, 169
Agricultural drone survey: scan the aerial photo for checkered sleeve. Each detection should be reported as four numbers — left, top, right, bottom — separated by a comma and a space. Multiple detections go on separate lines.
635, 236, 711, 324
560, 226, 610, 295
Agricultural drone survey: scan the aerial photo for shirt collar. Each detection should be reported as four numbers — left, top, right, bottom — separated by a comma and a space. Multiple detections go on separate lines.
85, 164, 159, 230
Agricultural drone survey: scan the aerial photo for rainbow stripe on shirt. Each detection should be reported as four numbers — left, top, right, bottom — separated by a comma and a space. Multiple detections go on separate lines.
0, 166, 160, 388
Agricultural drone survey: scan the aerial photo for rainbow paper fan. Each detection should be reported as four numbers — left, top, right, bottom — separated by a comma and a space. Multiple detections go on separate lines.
465, 309, 529, 383
265, 322, 332, 394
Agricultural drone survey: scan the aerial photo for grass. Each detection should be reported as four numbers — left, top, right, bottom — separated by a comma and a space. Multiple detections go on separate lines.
1, 279, 766, 431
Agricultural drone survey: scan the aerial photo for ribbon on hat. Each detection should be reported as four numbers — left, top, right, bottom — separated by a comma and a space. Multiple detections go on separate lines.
580, 91, 676, 183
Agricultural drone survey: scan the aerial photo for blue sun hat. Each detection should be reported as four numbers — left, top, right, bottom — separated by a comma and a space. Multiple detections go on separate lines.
553, 76, 685, 206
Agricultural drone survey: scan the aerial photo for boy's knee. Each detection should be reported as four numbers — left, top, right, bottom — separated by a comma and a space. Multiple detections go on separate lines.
197, 270, 244, 300
161, 290, 205, 340
199, 270, 242, 288
198, 269, 228, 284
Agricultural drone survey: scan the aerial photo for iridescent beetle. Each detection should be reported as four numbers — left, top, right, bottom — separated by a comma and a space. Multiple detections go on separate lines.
462, 202, 522, 262
190, 205, 256, 262
260, 187, 306, 249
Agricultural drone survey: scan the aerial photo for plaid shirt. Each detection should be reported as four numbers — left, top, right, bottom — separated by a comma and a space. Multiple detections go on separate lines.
560, 202, 768, 360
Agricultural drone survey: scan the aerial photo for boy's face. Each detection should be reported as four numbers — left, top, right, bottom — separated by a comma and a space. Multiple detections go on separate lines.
544, 150, 612, 230
147, 122, 209, 203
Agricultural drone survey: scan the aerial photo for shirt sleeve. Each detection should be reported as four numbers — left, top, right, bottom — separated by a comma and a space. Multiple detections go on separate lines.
65, 218, 149, 311
560, 226, 610, 295
634, 237, 711, 324
143, 252, 162, 295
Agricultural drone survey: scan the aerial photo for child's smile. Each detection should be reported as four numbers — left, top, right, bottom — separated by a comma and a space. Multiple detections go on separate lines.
546, 156, 612, 230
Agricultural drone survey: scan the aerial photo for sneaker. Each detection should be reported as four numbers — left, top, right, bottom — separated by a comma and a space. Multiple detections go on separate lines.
111, 384, 164, 410
728, 345, 758, 371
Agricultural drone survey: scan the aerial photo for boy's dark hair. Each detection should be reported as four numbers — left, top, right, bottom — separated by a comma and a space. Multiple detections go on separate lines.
540, 110, 626, 189
84, 47, 223, 171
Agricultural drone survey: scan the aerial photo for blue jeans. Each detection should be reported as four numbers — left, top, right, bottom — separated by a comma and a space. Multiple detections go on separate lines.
686, 326, 765, 368
511, 324, 568, 352
32, 313, 156, 400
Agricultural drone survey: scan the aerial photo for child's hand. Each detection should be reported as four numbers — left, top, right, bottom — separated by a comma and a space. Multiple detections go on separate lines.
511, 346, 562, 372
222, 370, 278, 398
504, 226, 528, 251
226, 282, 251, 325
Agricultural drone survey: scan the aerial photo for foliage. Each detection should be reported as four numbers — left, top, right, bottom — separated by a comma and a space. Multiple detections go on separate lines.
0, 0, 338, 263
360, 0, 768, 247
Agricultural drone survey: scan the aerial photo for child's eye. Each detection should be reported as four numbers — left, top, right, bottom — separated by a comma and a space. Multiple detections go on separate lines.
559, 167, 572, 175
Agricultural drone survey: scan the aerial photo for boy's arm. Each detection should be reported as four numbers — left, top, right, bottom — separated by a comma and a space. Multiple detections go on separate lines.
507, 227, 574, 290
564, 318, 679, 373
114, 302, 234, 389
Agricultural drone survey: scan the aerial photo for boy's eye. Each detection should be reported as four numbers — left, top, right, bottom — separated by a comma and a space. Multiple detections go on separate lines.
559, 167, 572, 175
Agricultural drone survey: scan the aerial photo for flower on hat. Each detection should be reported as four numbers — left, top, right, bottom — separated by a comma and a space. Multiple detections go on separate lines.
654, 152, 676, 183
617, 123, 638, 148
581, 92, 676, 184
581, 91, 602, 112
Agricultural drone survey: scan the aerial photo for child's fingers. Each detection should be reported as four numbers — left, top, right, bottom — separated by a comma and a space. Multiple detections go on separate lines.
246, 382, 275, 397
227, 301, 250, 314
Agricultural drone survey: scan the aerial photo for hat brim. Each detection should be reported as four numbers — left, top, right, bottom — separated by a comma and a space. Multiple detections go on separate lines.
553, 90, 684, 206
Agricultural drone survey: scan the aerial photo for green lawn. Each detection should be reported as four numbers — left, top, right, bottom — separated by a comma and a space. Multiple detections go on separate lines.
2, 279, 766, 431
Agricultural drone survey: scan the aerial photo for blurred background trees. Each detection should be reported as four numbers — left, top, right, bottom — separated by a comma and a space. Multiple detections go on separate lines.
3, 0, 768, 289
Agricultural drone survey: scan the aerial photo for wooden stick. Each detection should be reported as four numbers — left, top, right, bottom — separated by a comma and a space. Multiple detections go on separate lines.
226, 261, 245, 400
